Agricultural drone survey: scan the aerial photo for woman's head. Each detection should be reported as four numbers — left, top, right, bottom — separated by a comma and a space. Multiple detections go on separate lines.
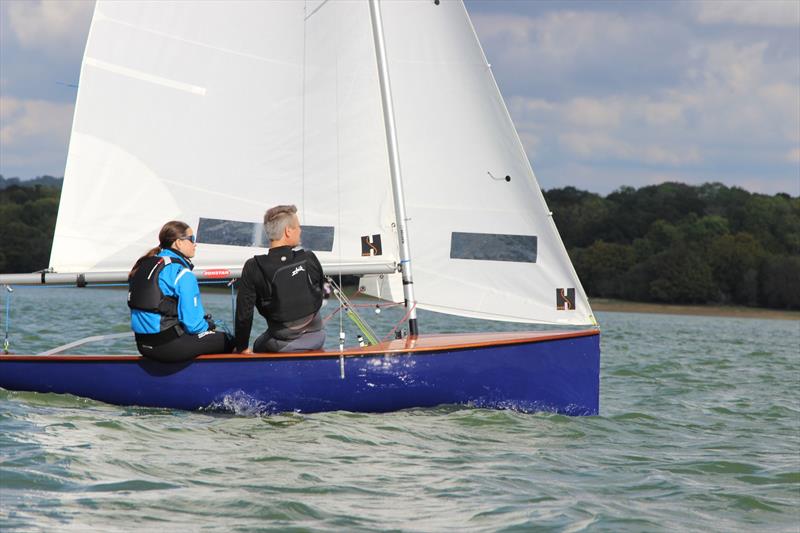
159, 220, 196, 258
130, 220, 196, 278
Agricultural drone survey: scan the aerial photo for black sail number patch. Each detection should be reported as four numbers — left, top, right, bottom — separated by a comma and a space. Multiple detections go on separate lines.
557, 288, 575, 310
361, 234, 383, 256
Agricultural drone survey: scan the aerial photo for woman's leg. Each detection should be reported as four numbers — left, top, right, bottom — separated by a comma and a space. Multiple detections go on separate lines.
138, 330, 233, 363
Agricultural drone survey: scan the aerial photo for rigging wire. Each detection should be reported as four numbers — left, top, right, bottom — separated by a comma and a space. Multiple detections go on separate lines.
228, 279, 236, 332
2, 285, 12, 354
380, 301, 417, 343
301, 0, 307, 216
326, 277, 379, 346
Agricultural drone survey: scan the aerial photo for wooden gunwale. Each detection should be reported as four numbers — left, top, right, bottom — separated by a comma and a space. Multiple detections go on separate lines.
0, 329, 599, 362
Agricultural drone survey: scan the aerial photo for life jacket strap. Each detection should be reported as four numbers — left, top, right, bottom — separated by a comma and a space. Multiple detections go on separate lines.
134, 324, 185, 347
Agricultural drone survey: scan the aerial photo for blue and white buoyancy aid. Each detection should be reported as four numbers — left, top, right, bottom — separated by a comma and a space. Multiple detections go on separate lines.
129, 249, 209, 335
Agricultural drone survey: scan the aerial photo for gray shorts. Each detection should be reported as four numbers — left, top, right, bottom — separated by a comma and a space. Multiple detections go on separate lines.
253, 329, 326, 353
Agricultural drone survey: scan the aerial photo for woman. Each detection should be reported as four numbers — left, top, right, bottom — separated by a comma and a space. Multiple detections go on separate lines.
128, 221, 233, 362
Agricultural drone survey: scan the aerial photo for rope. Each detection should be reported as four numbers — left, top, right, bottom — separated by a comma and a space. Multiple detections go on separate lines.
381, 301, 417, 343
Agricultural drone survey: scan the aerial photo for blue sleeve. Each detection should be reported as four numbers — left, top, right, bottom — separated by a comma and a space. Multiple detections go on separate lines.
174, 270, 209, 334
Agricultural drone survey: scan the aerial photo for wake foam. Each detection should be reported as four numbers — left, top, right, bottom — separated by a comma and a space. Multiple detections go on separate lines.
203, 390, 278, 416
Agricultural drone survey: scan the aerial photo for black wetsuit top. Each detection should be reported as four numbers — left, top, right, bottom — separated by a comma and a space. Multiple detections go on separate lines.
234, 246, 325, 352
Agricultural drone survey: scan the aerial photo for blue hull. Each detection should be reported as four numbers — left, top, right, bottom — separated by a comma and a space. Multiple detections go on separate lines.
0, 331, 600, 415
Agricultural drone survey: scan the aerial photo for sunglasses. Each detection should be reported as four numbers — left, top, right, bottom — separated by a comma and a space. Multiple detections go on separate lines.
178, 235, 196, 244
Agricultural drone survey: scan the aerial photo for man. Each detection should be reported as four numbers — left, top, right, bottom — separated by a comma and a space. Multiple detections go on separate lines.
234, 205, 326, 353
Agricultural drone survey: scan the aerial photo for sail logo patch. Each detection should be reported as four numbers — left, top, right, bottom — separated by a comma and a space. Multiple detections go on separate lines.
361, 234, 383, 256
556, 288, 575, 310
202, 269, 230, 279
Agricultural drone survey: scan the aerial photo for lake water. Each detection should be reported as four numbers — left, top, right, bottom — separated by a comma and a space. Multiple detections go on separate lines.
1, 287, 798, 531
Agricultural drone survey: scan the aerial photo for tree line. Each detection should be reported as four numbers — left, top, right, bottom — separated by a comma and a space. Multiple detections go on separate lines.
1, 176, 798, 309
544, 182, 799, 309
0, 176, 62, 275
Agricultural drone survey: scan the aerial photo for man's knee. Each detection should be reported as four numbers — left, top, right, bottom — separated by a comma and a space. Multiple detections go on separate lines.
254, 330, 325, 353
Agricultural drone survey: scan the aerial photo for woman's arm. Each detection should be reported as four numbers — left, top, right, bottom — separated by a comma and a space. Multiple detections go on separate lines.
175, 270, 209, 334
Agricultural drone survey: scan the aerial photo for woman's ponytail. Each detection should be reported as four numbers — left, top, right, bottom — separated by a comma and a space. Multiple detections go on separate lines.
128, 221, 190, 279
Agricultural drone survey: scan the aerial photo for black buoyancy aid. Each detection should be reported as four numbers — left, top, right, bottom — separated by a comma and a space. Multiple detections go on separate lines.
254, 249, 322, 323
128, 255, 180, 322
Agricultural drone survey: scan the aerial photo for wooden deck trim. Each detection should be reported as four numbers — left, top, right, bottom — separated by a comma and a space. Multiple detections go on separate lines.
0, 329, 599, 362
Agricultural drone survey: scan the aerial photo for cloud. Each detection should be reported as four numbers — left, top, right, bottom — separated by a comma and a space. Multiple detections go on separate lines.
558, 132, 700, 166
0, 0, 795, 196
2, 0, 95, 57
472, 9, 691, 100
479, 5, 799, 196
564, 98, 623, 128
0, 97, 73, 170
692, 0, 800, 28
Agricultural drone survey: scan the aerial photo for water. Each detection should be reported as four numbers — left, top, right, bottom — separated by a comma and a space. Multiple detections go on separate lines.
1, 287, 798, 531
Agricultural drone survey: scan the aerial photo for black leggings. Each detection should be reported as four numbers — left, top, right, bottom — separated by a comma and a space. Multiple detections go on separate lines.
136, 330, 234, 363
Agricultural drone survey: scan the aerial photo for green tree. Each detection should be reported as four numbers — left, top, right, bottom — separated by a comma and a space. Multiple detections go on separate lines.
0, 185, 61, 273
572, 241, 635, 297
708, 232, 766, 305
759, 256, 800, 309
545, 187, 611, 248
646, 249, 717, 303
681, 215, 730, 248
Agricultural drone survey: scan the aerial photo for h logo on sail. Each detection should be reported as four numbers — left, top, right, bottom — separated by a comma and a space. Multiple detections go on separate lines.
556, 288, 575, 310
361, 234, 383, 256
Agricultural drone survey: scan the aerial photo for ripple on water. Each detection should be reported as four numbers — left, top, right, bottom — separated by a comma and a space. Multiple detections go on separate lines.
1, 297, 799, 531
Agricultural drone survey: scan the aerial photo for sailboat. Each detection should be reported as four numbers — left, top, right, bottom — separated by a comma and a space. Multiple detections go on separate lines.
0, 0, 600, 415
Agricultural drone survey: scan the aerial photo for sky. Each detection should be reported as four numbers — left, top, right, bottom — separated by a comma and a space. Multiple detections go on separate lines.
0, 0, 798, 196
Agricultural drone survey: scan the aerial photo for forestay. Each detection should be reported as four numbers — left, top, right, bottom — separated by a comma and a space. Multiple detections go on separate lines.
50, 0, 398, 276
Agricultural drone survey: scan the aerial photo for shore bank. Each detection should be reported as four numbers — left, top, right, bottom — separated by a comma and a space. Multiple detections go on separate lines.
590, 298, 799, 321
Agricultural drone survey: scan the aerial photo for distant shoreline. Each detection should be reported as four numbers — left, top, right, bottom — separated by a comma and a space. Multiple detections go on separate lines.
591, 298, 799, 321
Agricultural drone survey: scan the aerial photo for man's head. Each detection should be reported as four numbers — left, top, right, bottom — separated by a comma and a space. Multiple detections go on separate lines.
264, 204, 301, 247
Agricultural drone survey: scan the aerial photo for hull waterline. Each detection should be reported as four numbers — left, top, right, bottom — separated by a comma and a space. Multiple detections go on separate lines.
0, 330, 600, 415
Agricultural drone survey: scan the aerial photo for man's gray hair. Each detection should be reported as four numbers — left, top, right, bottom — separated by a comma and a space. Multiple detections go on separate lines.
264, 204, 298, 242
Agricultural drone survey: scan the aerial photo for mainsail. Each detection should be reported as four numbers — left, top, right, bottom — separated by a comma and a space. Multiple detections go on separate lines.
46, 0, 594, 326
51, 0, 398, 275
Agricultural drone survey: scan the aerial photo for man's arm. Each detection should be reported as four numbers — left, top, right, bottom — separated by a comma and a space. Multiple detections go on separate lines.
308, 251, 326, 289
234, 259, 259, 352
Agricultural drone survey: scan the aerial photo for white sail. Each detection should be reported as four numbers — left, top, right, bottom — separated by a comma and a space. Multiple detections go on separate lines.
50, 0, 398, 275
379, 1, 594, 325
50, 0, 593, 326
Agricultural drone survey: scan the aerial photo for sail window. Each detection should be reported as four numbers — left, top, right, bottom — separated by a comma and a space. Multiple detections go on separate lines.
450, 232, 537, 263
197, 218, 334, 251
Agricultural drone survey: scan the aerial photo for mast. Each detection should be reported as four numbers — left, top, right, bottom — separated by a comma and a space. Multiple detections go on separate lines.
368, 0, 419, 336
